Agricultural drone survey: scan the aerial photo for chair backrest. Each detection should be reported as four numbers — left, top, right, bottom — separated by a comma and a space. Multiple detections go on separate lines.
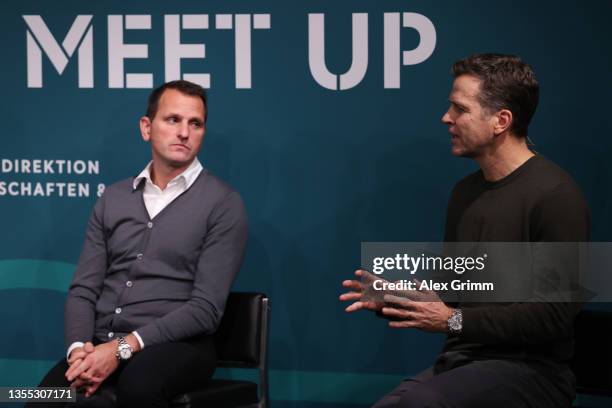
215, 292, 269, 366
214, 292, 270, 408
571, 309, 612, 397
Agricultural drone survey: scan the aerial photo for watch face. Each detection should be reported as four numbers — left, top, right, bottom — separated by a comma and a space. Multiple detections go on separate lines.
120, 347, 132, 359
449, 311, 463, 332
450, 317, 461, 330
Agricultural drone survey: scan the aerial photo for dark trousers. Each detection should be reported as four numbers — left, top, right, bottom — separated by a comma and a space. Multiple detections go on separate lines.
27, 336, 216, 408
372, 359, 575, 408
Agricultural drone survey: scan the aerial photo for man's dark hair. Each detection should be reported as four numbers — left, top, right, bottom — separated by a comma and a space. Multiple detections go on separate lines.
145, 80, 208, 122
452, 53, 539, 137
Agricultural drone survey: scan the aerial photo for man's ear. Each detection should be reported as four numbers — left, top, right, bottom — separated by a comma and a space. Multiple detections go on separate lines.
493, 109, 513, 136
140, 116, 152, 142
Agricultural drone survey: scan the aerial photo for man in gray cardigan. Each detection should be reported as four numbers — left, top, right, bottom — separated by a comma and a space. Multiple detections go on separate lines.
32, 80, 248, 407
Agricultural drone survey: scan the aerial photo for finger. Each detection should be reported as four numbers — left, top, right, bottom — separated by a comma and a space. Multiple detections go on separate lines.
84, 368, 104, 382
85, 382, 101, 398
389, 320, 419, 328
339, 292, 362, 301
346, 300, 381, 312
361, 301, 382, 311
80, 371, 92, 382
345, 301, 367, 313
84, 342, 95, 353
66, 363, 78, 381
342, 280, 363, 290
71, 378, 88, 389
67, 355, 83, 366
383, 294, 414, 308
82, 365, 105, 383
68, 354, 83, 365
90, 375, 105, 383
65, 360, 82, 380
359, 270, 379, 283
66, 358, 91, 382
381, 307, 413, 319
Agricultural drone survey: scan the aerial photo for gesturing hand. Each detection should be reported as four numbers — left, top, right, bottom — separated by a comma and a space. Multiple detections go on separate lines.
339, 269, 385, 312
381, 293, 453, 333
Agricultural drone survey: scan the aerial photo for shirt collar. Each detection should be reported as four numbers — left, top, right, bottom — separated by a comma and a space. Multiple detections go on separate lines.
133, 158, 203, 190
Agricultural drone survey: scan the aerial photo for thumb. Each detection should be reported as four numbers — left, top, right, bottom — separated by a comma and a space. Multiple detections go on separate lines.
84, 342, 95, 353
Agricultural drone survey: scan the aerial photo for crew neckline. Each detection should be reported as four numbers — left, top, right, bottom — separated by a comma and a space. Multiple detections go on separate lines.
481, 154, 541, 189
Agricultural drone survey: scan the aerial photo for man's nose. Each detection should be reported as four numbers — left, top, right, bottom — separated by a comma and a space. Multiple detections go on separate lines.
177, 121, 189, 139
441, 111, 452, 124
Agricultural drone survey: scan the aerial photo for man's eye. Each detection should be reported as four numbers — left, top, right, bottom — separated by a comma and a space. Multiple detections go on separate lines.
190, 121, 203, 128
166, 117, 178, 124
452, 104, 466, 113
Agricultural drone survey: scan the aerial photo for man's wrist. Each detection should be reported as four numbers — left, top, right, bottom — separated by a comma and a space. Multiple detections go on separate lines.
124, 333, 141, 353
66, 342, 85, 361
131, 331, 145, 350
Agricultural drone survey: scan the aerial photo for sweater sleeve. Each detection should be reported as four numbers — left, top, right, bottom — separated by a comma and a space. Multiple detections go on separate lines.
64, 193, 108, 348
135, 191, 248, 346
459, 183, 590, 345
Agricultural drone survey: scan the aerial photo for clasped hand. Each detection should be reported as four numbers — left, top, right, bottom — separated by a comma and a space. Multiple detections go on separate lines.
65, 341, 119, 397
340, 269, 453, 333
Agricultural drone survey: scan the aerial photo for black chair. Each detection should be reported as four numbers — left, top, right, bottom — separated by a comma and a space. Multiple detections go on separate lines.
172, 292, 271, 408
571, 309, 612, 406
78, 292, 270, 408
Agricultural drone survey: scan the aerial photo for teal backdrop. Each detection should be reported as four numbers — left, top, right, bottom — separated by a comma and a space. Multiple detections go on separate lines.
0, 1, 611, 407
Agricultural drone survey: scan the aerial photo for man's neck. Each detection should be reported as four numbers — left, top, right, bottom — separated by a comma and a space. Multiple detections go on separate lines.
150, 160, 192, 190
475, 135, 535, 182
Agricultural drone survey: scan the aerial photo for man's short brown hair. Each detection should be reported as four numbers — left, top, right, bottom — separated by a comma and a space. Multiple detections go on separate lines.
146, 80, 208, 123
452, 53, 539, 137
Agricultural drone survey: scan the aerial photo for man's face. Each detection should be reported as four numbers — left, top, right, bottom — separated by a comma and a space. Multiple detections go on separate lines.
441, 75, 496, 158
140, 88, 206, 169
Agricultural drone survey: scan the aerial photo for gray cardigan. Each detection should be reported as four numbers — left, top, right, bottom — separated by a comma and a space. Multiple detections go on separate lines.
64, 169, 248, 347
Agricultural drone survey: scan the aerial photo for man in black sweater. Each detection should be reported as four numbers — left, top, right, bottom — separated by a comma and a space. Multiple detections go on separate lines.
341, 54, 590, 407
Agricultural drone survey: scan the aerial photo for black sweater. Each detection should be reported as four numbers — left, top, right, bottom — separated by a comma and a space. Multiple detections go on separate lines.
440, 154, 590, 367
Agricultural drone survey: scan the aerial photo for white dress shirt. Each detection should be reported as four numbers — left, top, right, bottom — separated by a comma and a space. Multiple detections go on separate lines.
67, 158, 203, 359
133, 158, 204, 219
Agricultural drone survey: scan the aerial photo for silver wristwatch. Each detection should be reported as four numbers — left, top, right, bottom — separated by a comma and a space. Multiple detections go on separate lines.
447, 308, 463, 335
116, 336, 133, 361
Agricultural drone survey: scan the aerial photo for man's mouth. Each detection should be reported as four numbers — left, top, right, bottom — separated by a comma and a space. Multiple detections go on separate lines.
171, 144, 190, 150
